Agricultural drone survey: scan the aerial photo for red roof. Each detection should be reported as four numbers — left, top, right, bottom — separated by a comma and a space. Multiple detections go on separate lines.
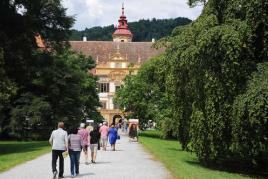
113, 29, 133, 36
113, 5, 133, 37
69, 41, 165, 64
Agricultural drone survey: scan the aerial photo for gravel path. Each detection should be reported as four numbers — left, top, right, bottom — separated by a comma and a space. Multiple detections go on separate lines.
0, 135, 170, 179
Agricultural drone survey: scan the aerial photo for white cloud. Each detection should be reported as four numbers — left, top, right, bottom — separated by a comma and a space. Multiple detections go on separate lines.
62, 0, 203, 30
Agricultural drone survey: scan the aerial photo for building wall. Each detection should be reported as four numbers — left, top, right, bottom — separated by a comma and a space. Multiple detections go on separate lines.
69, 7, 164, 125
113, 35, 132, 42
96, 58, 140, 124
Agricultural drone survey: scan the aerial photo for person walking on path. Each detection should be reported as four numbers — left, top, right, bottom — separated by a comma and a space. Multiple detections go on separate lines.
99, 122, 109, 151
108, 124, 118, 151
78, 123, 89, 165
129, 124, 138, 142
89, 125, 101, 163
68, 128, 83, 178
49, 122, 68, 179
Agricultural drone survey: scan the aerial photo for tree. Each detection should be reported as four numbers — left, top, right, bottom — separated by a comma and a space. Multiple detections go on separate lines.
115, 0, 268, 170
0, 49, 17, 138
232, 62, 268, 169
0, 1, 101, 139
114, 55, 172, 131
8, 49, 101, 139
188, 0, 207, 7
69, 17, 191, 42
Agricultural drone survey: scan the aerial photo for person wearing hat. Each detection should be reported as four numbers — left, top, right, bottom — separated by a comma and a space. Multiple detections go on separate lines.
78, 123, 89, 164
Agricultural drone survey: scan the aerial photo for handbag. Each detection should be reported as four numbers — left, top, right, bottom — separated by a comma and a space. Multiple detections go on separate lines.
98, 140, 100, 150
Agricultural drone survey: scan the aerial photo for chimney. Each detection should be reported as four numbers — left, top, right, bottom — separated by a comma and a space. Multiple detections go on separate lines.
83, 36, 87, 42
152, 38, 155, 43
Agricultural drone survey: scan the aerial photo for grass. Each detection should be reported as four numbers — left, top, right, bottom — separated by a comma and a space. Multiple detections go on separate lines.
139, 131, 253, 179
0, 141, 51, 173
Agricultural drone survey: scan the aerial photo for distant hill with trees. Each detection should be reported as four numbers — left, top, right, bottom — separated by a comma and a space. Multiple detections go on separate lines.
69, 17, 191, 42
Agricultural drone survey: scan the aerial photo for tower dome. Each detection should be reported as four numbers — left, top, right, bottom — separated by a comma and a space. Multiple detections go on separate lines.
112, 4, 133, 42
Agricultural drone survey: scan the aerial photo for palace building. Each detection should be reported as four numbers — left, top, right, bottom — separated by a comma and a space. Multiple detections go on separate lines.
70, 5, 164, 124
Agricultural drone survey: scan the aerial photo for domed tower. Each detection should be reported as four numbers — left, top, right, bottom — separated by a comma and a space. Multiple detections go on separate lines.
112, 4, 133, 42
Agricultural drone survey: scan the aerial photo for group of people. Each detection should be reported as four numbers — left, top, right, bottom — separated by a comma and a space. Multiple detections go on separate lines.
49, 121, 118, 178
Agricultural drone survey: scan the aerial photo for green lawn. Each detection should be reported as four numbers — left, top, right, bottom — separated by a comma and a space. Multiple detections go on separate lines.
0, 141, 51, 172
139, 131, 252, 179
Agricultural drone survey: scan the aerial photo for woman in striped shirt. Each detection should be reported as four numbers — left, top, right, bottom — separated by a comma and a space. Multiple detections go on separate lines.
68, 128, 83, 178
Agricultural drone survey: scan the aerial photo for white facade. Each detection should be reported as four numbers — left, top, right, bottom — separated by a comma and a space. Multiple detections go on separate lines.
98, 84, 118, 110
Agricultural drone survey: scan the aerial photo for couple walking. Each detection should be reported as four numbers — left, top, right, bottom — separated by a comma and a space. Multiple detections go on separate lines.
49, 122, 101, 178
78, 123, 100, 165
99, 122, 118, 151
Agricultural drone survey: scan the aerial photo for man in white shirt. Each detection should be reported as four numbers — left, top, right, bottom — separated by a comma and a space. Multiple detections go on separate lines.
49, 122, 68, 179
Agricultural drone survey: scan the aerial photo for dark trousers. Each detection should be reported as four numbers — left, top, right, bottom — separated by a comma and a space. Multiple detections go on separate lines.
52, 150, 65, 176
69, 150, 81, 175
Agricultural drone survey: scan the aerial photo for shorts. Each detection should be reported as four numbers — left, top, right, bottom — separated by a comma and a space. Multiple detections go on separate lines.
89, 144, 98, 153
82, 145, 88, 152
101, 137, 108, 146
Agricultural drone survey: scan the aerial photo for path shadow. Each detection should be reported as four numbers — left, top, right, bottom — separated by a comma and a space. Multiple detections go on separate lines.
64, 172, 94, 178
95, 161, 111, 164
77, 172, 94, 177
105, 149, 124, 152
114, 149, 124, 151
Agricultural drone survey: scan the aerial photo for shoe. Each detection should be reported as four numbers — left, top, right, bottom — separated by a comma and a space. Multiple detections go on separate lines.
58, 176, 64, 178
71, 175, 75, 178
85, 161, 89, 165
52, 171, 57, 179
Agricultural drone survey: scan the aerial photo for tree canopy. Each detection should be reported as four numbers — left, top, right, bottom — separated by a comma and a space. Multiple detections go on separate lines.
115, 0, 268, 172
69, 17, 191, 42
0, 0, 101, 140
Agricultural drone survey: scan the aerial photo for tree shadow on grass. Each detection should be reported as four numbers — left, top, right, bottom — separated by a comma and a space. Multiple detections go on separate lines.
185, 160, 268, 178
166, 147, 183, 152
0, 142, 49, 155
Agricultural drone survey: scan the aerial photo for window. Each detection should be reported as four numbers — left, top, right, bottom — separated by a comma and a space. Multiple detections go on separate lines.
100, 101, 107, 109
115, 86, 121, 92
113, 102, 120, 109
98, 83, 110, 93
115, 63, 122, 68
114, 103, 120, 109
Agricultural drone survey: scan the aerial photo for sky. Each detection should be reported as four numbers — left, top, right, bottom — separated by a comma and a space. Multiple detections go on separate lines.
62, 0, 203, 30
